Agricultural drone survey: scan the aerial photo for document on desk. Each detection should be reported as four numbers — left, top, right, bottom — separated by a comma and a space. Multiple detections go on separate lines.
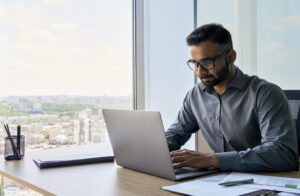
161, 173, 260, 196
220, 172, 300, 194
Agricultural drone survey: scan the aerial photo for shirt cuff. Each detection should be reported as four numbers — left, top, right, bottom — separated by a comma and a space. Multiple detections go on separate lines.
215, 151, 241, 171
166, 141, 181, 152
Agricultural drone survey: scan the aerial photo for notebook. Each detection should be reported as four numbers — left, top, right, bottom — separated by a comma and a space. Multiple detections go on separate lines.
32, 143, 115, 168
33, 153, 114, 168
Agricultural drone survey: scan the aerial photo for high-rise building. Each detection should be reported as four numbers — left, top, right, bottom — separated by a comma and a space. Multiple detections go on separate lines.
19, 98, 29, 112
91, 108, 99, 115
32, 97, 43, 113
73, 119, 91, 144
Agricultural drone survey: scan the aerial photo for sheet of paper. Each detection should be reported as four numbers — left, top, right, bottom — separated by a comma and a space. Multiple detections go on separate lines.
220, 172, 300, 194
161, 173, 259, 196
199, 172, 229, 182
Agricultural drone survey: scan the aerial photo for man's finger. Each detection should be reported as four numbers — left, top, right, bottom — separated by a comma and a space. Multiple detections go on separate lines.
170, 148, 192, 154
173, 161, 186, 169
170, 150, 193, 157
170, 149, 185, 155
171, 155, 189, 163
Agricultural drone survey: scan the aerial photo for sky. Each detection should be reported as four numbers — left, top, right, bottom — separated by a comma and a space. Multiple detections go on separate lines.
256, 0, 300, 89
0, 0, 132, 97
1, 0, 300, 97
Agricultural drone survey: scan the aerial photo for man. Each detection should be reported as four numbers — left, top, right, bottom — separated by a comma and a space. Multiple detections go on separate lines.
166, 23, 298, 172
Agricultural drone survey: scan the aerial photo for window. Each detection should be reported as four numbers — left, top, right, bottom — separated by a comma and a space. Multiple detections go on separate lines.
143, 0, 195, 150
197, 0, 300, 88
197, 0, 235, 39
196, 0, 300, 152
256, 0, 300, 89
0, 0, 132, 154
196, 0, 235, 152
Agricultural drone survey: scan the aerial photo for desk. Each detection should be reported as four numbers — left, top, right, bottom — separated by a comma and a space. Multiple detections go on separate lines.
0, 143, 178, 196
0, 144, 299, 196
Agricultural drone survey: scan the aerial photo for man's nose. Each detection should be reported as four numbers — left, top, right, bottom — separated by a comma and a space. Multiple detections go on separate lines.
196, 65, 208, 74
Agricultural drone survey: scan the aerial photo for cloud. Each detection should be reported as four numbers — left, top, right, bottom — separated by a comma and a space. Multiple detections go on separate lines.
258, 42, 298, 70
0, 1, 132, 97
257, 14, 300, 85
257, 41, 300, 88
263, 14, 300, 34
16, 23, 84, 43
0, 4, 50, 29
259, 42, 297, 58
279, 15, 300, 28
59, 47, 89, 57
42, 0, 70, 5
0, 34, 9, 44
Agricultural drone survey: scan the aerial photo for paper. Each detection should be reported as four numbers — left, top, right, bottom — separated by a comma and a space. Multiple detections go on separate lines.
220, 172, 300, 194
161, 173, 259, 196
199, 173, 229, 182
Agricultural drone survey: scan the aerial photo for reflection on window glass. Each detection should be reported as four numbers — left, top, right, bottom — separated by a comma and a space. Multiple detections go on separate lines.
0, 0, 132, 154
257, 0, 300, 89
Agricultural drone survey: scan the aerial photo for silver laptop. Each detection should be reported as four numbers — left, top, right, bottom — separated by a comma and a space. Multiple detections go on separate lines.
102, 109, 219, 181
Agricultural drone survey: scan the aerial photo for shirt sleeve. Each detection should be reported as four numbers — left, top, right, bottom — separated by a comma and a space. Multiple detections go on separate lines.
215, 85, 299, 172
165, 91, 199, 152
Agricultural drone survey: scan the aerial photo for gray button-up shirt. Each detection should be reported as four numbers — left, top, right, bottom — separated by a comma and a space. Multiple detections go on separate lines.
166, 67, 298, 172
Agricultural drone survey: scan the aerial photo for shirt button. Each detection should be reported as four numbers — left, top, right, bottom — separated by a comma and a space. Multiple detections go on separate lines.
215, 116, 219, 120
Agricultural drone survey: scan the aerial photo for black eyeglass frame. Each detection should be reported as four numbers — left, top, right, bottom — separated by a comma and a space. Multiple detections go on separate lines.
187, 49, 230, 71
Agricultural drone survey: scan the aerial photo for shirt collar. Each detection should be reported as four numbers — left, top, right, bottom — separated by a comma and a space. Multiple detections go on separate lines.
228, 66, 247, 90
199, 66, 247, 92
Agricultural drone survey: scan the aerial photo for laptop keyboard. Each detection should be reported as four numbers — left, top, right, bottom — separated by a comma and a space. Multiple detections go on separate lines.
174, 168, 195, 175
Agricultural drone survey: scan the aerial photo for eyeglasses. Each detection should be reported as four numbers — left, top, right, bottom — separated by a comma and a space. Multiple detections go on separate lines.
187, 50, 229, 71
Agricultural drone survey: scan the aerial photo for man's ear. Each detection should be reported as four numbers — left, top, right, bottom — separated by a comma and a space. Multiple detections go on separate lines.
228, 50, 236, 64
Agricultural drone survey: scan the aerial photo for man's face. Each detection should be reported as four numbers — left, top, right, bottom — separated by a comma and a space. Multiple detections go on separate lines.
190, 41, 230, 87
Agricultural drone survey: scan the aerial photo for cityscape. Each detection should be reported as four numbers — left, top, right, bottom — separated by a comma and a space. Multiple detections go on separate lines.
0, 95, 132, 155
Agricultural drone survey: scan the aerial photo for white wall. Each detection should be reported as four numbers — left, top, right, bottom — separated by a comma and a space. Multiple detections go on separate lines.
144, 0, 195, 149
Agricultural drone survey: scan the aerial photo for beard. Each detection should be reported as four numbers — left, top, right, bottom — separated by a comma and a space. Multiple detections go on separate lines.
200, 61, 230, 92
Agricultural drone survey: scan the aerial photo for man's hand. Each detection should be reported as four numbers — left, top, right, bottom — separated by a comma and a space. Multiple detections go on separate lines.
170, 149, 219, 169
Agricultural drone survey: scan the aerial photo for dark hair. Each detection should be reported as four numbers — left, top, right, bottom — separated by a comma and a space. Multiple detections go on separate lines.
186, 23, 233, 49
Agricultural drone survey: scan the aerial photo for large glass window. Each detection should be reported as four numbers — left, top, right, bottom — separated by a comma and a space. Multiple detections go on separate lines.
196, 0, 235, 152
0, 0, 132, 154
197, 0, 300, 90
257, 0, 300, 89
196, 0, 300, 152
197, 0, 236, 50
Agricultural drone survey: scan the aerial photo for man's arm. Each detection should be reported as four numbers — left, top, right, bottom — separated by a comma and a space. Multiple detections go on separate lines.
165, 91, 199, 151
215, 85, 299, 172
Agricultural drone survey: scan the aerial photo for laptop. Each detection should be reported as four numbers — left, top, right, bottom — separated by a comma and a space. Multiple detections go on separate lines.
102, 109, 219, 181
